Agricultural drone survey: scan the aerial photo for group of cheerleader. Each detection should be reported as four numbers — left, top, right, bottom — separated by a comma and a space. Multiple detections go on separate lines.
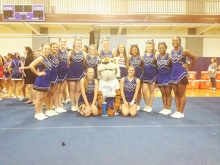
119, 37, 197, 119
0, 36, 197, 120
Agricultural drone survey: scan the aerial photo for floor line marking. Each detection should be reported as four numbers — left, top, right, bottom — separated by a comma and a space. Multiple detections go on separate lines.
1, 124, 220, 130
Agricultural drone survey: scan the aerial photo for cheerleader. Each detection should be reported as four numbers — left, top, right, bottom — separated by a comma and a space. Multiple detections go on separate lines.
67, 37, 85, 111
128, 44, 143, 110
170, 36, 197, 119
114, 44, 128, 80
55, 37, 68, 113
85, 44, 99, 79
29, 43, 52, 120
142, 40, 157, 113
120, 65, 140, 117
78, 67, 99, 117
100, 37, 113, 59
8, 52, 23, 98
45, 42, 59, 117
156, 42, 172, 115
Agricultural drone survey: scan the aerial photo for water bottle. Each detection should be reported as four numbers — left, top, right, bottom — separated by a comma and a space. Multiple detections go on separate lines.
102, 102, 108, 116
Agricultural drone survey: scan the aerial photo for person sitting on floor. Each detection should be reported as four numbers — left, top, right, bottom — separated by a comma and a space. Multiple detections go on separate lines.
120, 65, 140, 117
78, 67, 99, 117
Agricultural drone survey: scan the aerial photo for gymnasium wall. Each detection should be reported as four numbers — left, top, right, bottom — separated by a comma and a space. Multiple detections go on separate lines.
0, 36, 219, 58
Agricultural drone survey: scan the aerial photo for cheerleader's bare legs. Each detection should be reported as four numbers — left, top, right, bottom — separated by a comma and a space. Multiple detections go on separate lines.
55, 81, 67, 113
34, 91, 48, 120
68, 81, 81, 111
170, 83, 186, 118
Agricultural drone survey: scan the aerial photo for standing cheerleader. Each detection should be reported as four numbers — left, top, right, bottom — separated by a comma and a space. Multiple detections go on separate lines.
120, 65, 140, 117
114, 44, 128, 80
85, 44, 99, 79
100, 37, 113, 59
142, 40, 157, 112
67, 37, 85, 111
156, 42, 172, 115
29, 43, 52, 120
56, 38, 68, 113
45, 42, 60, 117
128, 44, 143, 110
170, 36, 197, 119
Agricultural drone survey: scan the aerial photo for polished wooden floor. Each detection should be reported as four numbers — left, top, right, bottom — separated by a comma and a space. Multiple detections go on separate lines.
155, 88, 220, 97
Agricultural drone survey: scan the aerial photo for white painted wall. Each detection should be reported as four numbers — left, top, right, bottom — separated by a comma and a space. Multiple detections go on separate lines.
0, 38, 31, 57
1, 36, 219, 58
203, 38, 220, 57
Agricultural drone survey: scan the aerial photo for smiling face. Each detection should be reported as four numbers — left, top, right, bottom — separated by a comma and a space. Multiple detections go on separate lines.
146, 43, 153, 54
89, 45, 96, 56
50, 43, 58, 54
172, 37, 181, 49
103, 40, 110, 51
131, 47, 139, 57
42, 44, 50, 57
118, 44, 125, 53
86, 68, 95, 80
59, 38, 67, 49
74, 40, 82, 51
127, 66, 135, 77
158, 44, 167, 55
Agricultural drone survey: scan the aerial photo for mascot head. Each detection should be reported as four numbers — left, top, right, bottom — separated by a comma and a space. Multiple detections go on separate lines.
97, 57, 120, 80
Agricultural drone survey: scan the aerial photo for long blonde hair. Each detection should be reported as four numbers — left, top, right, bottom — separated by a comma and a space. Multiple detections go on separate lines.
144, 41, 156, 54
84, 67, 94, 90
71, 37, 82, 55
89, 44, 98, 56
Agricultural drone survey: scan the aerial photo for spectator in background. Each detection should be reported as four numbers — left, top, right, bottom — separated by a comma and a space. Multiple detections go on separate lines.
0, 54, 4, 100
217, 60, 220, 71
8, 52, 23, 98
208, 57, 217, 91
20, 46, 37, 103
3, 53, 13, 97
83, 45, 89, 55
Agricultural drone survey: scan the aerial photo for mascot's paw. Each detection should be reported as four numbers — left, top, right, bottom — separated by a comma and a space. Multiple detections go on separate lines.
114, 102, 121, 111
98, 108, 102, 115
107, 108, 115, 116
